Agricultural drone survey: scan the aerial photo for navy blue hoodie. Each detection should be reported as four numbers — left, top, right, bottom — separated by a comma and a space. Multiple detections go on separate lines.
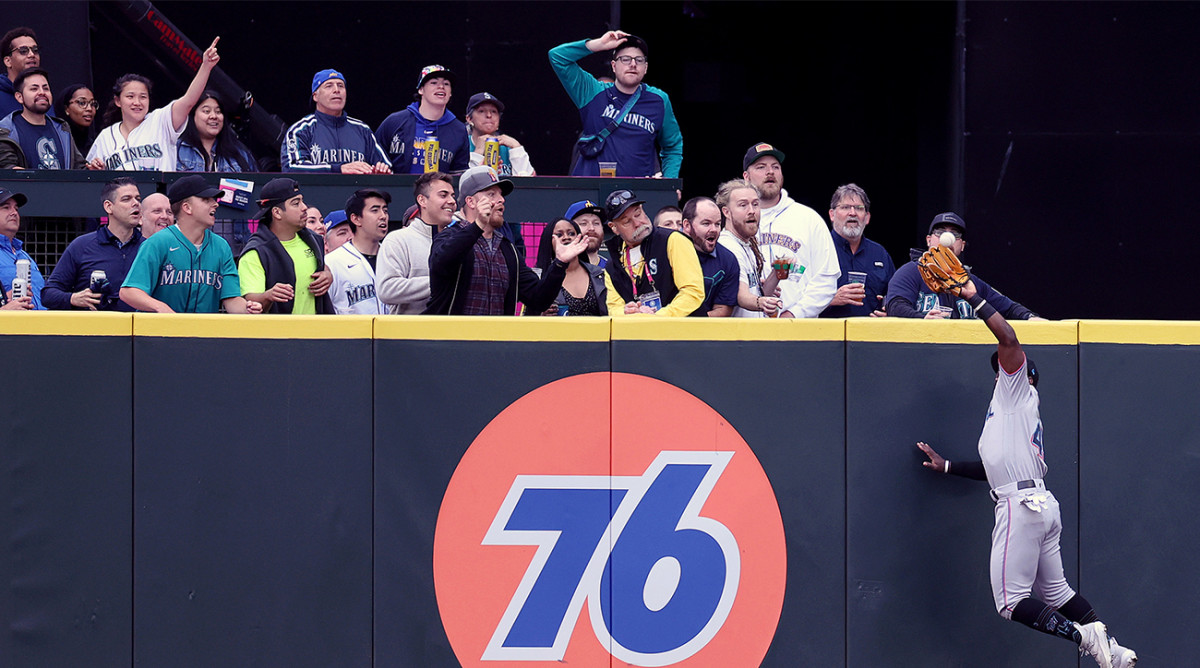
375, 102, 469, 174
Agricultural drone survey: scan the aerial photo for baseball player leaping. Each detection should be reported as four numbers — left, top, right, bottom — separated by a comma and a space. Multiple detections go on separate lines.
915, 273, 1137, 668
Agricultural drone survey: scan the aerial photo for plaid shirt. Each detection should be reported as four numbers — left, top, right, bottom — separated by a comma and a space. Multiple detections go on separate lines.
461, 233, 510, 315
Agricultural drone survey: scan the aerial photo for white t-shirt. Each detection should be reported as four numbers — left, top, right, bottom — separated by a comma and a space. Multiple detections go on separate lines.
717, 229, 764, 319
87, 103, 182, 171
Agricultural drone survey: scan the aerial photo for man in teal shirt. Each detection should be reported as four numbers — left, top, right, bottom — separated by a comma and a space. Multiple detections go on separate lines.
120, 175, 261, 314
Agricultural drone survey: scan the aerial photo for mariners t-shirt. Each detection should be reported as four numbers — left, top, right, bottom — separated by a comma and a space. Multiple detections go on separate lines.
13, 115, 62, 169
238, 235, 318, 314
87, 103, 182, 171
121, 225, 241, 313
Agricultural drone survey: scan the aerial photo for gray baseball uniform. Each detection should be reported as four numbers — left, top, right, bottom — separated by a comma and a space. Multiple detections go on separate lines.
979, 355, 1075, 617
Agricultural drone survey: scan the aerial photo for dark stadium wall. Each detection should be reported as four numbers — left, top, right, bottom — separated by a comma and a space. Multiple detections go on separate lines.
2, 315, 1195, 666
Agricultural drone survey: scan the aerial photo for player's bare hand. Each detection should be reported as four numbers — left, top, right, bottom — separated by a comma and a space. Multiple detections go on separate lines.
265, 282, 295, 302
917, 441, 947, 473
588, 30, 631, 52
70, 289, 101, 310
309, 268, 332, 296
830, 282, 866, 307
372, 162, 393, 175
202, 37, 220, 68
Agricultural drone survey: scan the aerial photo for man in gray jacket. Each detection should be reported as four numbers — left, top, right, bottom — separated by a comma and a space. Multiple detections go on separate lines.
376, 171, 457, 314
0, 68, 85, 169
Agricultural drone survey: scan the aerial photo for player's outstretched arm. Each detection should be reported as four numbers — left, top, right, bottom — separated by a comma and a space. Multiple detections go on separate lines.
916, 441, 987, 481
960, 279, 1023, 375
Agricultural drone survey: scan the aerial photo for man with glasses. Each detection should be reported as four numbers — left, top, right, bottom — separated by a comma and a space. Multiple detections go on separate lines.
549, 30, 682, 178
0, 27, 39, 118
741, 142, 840, 318
602, 188, 703, 316
885, 212, 1043, 320
0, 68, 86, 169
821, 184, 895, 318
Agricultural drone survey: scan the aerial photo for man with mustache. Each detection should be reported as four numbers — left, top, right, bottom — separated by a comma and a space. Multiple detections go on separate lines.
0, 68, 86, 169
238, 177, 334, 314
820, 183, 895, 318
43, 177, 145, 311
564, 199, 608, 269
681, 196, 738, 317
716, 179, 784, 318
741, 142, 839, 317
602, 188, 703, 316
426, 166, 584, 315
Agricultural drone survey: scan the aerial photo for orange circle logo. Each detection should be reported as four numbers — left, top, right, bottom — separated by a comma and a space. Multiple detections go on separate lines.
433, 372, 786, 666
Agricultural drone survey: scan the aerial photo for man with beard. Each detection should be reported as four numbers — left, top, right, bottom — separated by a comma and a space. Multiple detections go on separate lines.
565, 199, 608, 268
602, 188, 703, 316
741, 142, 839, 317
1, 27, 39, 118
821, 183, 894, 318
120, 175, 260, 314
426, 166, 584, 315
239, 177, 333, 314
680, 196, 738, 317
140, 192, 173, 238
716, 179, 783, 318
326, 188, 389, 315
43, 177, 145, 311
0, 68, 85, 169
378, 172, 456, 314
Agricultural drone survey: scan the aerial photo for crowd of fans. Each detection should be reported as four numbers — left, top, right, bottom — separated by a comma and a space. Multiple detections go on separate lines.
0, 26, 1042, 320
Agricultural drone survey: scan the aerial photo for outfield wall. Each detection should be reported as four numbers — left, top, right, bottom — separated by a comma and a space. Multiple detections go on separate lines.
1, 315, 1192, 667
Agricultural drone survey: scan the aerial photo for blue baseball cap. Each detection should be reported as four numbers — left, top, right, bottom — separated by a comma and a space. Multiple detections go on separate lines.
323, 210, 350, 231
928, 212, 966, 235
312, 69, 344, 94
564, 199, 604, 222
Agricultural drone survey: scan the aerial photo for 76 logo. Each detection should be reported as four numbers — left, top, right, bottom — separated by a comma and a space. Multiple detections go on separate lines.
481, 451, 740, 666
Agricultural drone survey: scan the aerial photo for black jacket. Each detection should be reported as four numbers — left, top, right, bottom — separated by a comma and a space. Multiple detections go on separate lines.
239, 225, 334, 314
424, 221, 565, 315
604, 226, 679, 305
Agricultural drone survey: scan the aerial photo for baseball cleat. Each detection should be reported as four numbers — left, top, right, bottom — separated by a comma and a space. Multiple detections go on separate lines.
1075, 621, 1113, 668
1109, 636, 1137, 668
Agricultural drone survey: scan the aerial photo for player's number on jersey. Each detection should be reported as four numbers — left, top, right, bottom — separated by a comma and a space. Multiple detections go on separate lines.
481, 452, 740, 665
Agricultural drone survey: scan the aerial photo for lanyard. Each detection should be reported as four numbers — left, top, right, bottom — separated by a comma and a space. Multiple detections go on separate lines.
623, 244, 656, 298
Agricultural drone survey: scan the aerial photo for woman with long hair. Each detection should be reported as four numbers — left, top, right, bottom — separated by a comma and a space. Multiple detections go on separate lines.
534, 218, 606, 316
86, 37, 223, 171
176, 90, 255, 172
55, 83, 98, 155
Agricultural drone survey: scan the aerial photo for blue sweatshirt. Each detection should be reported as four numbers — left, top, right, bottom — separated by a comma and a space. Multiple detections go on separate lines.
548, 39, 683, 178
43, 226, 144, 311
0, 234, 46, 309
281, 109, 390, 173
0, 74, 18, 118
375, 103, 469, 174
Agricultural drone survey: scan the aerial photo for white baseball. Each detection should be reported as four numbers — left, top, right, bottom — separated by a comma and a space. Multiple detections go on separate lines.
939, 231, 956, 247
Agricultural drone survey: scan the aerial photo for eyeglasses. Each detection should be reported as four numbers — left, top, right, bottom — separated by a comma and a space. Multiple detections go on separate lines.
9, 45, 39, 56
72, 98, 99, 110
836, 204, 866, 213
614, 55, 647, 66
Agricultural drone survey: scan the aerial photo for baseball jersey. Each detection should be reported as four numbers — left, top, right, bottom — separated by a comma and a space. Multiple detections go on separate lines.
121, 225, 241, 313
325, 240, 384, 315
87, 103, 182, 171
757, 190, 841, 318
717, 229, 765, 319
238, 236, 318, 315
977, 354, 1047, 489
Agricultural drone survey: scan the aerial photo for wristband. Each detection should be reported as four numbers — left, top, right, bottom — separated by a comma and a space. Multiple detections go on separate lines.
943, 460, 950, 474
967, 294, 997, 320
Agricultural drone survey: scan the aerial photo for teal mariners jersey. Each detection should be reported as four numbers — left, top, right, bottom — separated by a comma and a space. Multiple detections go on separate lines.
122, 225, 241, 313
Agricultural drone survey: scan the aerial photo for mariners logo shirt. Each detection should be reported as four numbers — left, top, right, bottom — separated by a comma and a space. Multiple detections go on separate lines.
121, 225, 241, 313
87, 103, 182, 171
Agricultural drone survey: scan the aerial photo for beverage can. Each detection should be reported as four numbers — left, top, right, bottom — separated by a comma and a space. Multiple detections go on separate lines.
424, 137, 440, 173
90, 270, 108, 293
483, 137, 501, 171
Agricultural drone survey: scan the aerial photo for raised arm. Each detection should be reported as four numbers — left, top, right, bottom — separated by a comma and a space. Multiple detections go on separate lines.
959, 279, 1023, 375
172, 37, 221, 132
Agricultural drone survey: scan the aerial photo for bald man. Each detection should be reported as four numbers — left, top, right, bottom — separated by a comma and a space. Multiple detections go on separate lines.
140, 192, 173, 238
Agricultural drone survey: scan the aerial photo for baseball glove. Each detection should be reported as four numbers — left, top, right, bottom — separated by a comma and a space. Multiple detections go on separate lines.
917, 245, 970, 294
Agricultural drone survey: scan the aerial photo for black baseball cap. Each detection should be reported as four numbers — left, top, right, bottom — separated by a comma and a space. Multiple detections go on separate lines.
604, 189, 645, 222
743, 142, 786, 171
991, 351, 1039, 387
611, 35, 649, 60
0, 188, 28, 207
929, 212, 966, 235
167, 175, 221, 204
255, 178, 303, 219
